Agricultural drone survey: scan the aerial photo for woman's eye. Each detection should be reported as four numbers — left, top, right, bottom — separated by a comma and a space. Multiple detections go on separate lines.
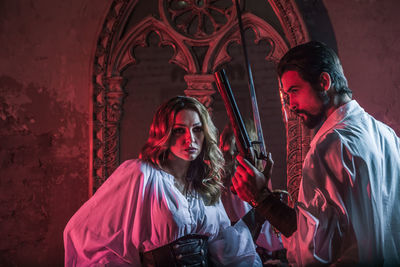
193, 126, 203, 132
172, 128, 185, 134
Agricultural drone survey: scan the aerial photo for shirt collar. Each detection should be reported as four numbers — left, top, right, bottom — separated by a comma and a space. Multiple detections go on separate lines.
310, 100, 363, 148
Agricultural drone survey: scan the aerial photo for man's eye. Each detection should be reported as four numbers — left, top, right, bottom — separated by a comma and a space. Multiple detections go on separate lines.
172, 128, 185, 134
193, 126, 203, 132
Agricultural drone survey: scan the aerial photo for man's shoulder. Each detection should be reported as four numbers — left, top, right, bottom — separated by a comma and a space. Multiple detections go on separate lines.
312, 129, 343, 154
313, 112, 397, 160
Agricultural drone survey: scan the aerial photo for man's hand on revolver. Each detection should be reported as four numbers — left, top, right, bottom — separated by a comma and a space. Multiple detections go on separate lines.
232, 153, 273, 203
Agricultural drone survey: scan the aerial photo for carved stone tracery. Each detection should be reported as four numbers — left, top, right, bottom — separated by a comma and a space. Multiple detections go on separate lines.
162, 0, 236, 38
91, 0, 311, 201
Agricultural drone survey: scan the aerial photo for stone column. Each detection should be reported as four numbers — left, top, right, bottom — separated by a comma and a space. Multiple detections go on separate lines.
102, 76, 126, 186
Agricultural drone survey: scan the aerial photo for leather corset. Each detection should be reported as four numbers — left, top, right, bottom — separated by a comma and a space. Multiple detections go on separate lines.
140, 234, 210, 267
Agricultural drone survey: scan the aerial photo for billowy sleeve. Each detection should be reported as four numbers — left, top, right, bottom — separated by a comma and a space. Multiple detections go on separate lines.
256, 221, 283, 252
63, 160, 147, 266
283, 131, 365, 265
221, 189, 283, 253
208, 200, 263, 266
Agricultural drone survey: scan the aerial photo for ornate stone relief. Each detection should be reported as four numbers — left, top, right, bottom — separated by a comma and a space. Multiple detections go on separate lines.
91, 0, 310, 201
268, 0, 308, 47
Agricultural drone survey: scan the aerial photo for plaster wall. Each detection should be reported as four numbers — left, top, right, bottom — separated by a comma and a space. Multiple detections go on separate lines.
0, 1, 109, 266
0, 0, 399, 265
323, 0, 400, 133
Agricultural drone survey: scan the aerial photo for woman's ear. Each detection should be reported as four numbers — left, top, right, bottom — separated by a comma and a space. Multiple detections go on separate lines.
320, 72, 331, 92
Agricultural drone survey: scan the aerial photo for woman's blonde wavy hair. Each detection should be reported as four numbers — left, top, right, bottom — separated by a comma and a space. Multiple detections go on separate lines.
140, 96, 224, 205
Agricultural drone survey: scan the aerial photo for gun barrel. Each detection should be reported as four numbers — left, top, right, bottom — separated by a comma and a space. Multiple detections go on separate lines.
214, 69, 253, 160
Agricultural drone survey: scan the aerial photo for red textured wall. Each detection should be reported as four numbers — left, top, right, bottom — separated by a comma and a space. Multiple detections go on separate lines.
324, 0, 400, 133
0, 1, 109, 266
0, 0, 399, 265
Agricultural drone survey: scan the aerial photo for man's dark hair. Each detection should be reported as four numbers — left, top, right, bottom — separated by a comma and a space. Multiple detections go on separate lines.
277, 41, 352, 96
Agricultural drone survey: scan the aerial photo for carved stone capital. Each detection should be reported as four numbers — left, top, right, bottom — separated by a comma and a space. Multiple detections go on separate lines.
184, 74, 216, 111
105, 76, 126, 123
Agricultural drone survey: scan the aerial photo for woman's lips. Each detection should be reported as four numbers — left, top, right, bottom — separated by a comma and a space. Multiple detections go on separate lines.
185, 147, 198, 153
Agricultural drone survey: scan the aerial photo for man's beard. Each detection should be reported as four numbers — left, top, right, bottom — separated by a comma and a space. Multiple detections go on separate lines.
297, 109, 326, 129
297, 89, 329, 129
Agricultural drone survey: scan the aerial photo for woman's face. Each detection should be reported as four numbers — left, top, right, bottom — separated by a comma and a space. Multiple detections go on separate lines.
169, 109, 204, 161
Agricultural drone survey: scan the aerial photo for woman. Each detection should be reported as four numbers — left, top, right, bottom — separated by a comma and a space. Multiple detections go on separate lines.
64, 96, 262, 266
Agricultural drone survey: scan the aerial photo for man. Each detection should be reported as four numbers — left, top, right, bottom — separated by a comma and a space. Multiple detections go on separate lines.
232, 41, 400, 266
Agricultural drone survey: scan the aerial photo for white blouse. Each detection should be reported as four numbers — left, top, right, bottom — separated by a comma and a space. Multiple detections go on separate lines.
64, 159, 262, 266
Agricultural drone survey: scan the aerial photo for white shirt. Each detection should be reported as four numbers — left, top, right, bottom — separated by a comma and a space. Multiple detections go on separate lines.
64, 159, 262, 266
283, 100, 400, 266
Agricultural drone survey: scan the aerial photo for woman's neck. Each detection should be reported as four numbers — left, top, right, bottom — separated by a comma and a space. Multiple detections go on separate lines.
163, 153, 190, 183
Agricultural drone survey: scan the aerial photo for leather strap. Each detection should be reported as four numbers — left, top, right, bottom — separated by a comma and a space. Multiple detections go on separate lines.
253, 193, 297, 238
242, 208, 264, 241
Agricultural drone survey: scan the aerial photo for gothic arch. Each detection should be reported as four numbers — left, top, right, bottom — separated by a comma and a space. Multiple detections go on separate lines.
90, 0, 311, 205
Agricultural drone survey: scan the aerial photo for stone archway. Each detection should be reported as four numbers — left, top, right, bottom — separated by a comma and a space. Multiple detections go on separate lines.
90, 0, 311, 206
